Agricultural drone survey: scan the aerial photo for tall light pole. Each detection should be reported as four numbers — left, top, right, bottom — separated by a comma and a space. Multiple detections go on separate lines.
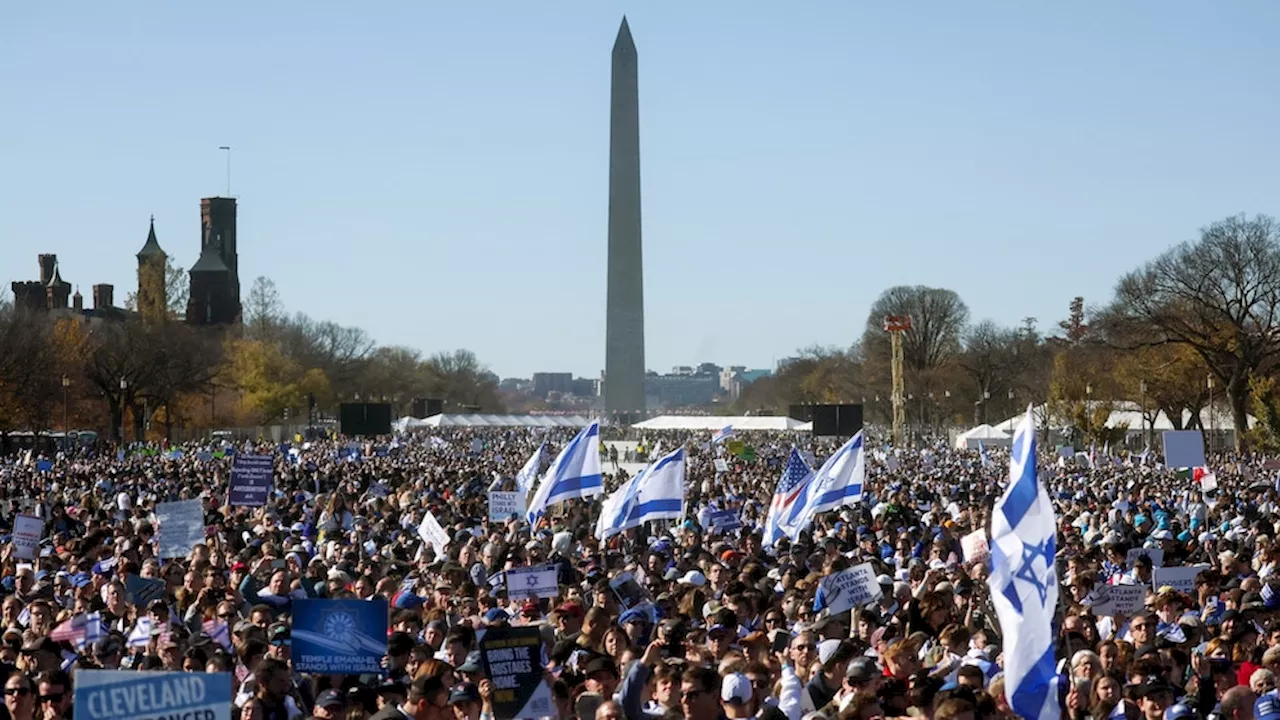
1139, 380, 1149, 449
61, 376, 70, 433
1207, 374, 1215, 454
218, 146, 232, 196
119, 378, 128, 445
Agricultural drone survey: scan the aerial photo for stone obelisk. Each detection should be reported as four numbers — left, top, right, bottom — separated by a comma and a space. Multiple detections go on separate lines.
605, 17, 646, 420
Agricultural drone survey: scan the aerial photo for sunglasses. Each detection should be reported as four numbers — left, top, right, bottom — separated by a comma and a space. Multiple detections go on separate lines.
4, 688, 30, 697
681, 690, 704, 702
38, 693, 63, 704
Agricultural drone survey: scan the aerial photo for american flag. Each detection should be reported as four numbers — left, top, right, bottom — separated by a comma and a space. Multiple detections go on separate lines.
50, 612, 106, 649
711, 426, 735, 444
762, 449, 814, 546
202, 619, 232, 650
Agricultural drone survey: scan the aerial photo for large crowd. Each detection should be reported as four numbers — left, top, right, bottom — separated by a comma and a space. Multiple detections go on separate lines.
0, 423, 1276, 720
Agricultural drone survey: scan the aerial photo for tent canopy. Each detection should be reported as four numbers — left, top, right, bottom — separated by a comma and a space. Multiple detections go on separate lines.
631, 415, 811, 432
954, 424, 1011, 449
395, 414, 591, 431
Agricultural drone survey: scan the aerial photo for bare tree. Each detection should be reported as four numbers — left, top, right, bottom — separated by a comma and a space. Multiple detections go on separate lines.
956, 320, 1023, 423
244, 276, 284, 341
1108, 214, 1280, 448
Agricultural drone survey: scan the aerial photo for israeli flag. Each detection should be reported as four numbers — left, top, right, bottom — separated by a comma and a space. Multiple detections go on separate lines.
596, 477, 640, 541
786, 432, 865, 536
988, 406, 1061, 720
514, 442, 546, 496
614, 448, 686, 537
526, 421, 602, 523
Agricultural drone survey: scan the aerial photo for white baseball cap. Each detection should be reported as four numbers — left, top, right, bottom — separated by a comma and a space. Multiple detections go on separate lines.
721, 673, 752, 704
678, 570, 707, 587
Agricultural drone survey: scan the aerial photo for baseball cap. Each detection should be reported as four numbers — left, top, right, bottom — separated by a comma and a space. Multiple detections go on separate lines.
316, 689, 345, 708
721, 673, 752, 705
846, 657, 881, 682
449, 683, 482, 705
483, 608, 510, 625
679, 570, 707, 587
457, 651, 483, 674
1166, 705, 1196, 720
584, 655, 619, 678
817, 639, 844, 666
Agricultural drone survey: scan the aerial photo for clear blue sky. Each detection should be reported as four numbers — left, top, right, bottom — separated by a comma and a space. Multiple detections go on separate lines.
3, 2, 1278, 379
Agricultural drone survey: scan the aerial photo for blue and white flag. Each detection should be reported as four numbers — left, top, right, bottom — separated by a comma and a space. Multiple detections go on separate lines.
514, 442, 546, 497
762, 449, 815, 547
712, 426, 735, 444
979, 441, 994, 470
988, 406, 1061, 720
526, 422, 602, 523
787, 432, 865, 536
599, 448, 686, 540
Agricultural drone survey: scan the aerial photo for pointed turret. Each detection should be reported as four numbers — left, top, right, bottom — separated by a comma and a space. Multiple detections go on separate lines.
137, 215, 167, 260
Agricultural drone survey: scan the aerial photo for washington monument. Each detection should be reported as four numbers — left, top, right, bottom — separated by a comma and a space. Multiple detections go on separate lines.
605, 17, 646, 418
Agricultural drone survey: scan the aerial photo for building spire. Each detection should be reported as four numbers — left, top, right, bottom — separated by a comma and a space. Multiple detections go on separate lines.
137, 215, 166, 260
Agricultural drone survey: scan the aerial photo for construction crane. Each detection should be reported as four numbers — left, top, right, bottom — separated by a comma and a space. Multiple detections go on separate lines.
883, 315, 912, 447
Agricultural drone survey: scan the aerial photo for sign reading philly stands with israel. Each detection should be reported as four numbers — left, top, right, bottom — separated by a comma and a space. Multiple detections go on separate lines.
293, 599, 388, 674
75, 670, 232, 720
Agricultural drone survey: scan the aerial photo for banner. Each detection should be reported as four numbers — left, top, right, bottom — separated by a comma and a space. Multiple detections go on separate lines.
293, 599, 388, 674
814, 562, 882, 616
124, 574, 166, 607
75, 670, 233, 720
707, 510, 741, 533
1126, 547, 1165, 569
417, 511, 450, 555
155, 500, 204, 559
1163, 430, 1206, 469
479, 625, 554, 720
505, 566, 559, 601
228, 454, 274, 507
489, 491, 526, 523
12, 514, 44, 561
1153, 565, 1212, 595
714, 459, 729, 473
960, 530, 989, 564
1103, 584, 1148, 616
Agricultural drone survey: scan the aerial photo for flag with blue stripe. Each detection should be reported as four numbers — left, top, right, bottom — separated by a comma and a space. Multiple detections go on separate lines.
712, 426, 735, 444
597, 466, 646, 541
616, 447, 686, 534
787, 432, 865, 537
514, 442, 546, 497
987, 405, 1061, 720
762, 449, 815, 547
979, 441, 993, 470
526, 421, 602, 523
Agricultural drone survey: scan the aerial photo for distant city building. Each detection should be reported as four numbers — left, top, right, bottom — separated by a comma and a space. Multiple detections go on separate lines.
719, 367, 772, 400
529, 372, 600, 401
136, 216, 168, 322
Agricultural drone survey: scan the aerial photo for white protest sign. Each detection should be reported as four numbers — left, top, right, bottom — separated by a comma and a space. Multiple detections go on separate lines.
961, 530, 989, 564
714, 459, 729, 474
815, 562, 882, 616
417, 511, 450, 555
12, 515, 44, 561
156, 499, 205, 559
488, 491, 526, 523
1126, 547, 1164, 569
505, 565, 560, 601
1109, 584, 1148, 616
1152, 565, 1211, 595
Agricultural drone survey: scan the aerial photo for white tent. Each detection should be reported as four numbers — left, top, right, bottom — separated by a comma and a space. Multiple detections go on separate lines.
394, 414, 592, 432
954, 424, 1012, 449
630, 415, 811, 432
992, 402, 1255, 436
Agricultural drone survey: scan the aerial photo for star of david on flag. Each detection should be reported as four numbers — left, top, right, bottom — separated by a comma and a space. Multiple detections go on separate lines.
987, 405, 1061, 720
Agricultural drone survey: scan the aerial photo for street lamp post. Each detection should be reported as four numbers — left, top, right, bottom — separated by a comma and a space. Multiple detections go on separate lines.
61, 376, 70, 433
119, 378, 128, 445
1207, 375, 1215, 454
1139, 380, 1149, 449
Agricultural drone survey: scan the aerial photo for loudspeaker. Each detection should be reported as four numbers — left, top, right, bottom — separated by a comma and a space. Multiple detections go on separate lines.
836, 404, 864, 437
788, 405, 814, 423
426, 398, 444, 417
811, 405, 839, 436
411, 398, 428, 418
339, 403, 394, 437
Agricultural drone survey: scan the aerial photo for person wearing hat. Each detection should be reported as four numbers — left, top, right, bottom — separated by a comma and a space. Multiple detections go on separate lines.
805, 639, 854, 713
721, 672, 755, 719
313, 688, 347, 719
584, 655, 621, 701
371, 671, 450, 720
449, 682, 483, 720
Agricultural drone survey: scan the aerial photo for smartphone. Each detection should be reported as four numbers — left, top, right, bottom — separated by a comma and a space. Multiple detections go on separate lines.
271, 559, 286, 570
771, 630, 790, 654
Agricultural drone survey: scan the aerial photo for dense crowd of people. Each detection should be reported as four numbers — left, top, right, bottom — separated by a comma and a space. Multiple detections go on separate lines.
0, 424, 1277, 720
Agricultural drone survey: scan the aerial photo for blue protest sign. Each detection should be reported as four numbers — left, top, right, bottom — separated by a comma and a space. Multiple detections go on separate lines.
293, 599, 388, 674
124, 573, 166, 607
75, 670, 232, 720
707, 510, 742, 533
228, 454, 274, 507
36, 460, 52, 473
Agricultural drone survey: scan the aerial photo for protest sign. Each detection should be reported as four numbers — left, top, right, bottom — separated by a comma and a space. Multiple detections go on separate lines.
125, 574, 167, 607
714, 459, 729, 473
1109, 584, 1148, 616
1126, 547, 1165, 569
707, 510, 741, 533
75, 670, 233, 720
506, 565, 559, 601
479, 625, 554, 720
489, 491, 526, 523
1153, 565, 1211, 595
293, 599, 388, 674
960, 530, 989, 564
155, 499, 204, 559
814, 562, 882, 616
228, 454, 274, 507
609, 571, 646, 609
12, 514, 44, 561
1163, 430, 1206, 469
417, 511, 450, 555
